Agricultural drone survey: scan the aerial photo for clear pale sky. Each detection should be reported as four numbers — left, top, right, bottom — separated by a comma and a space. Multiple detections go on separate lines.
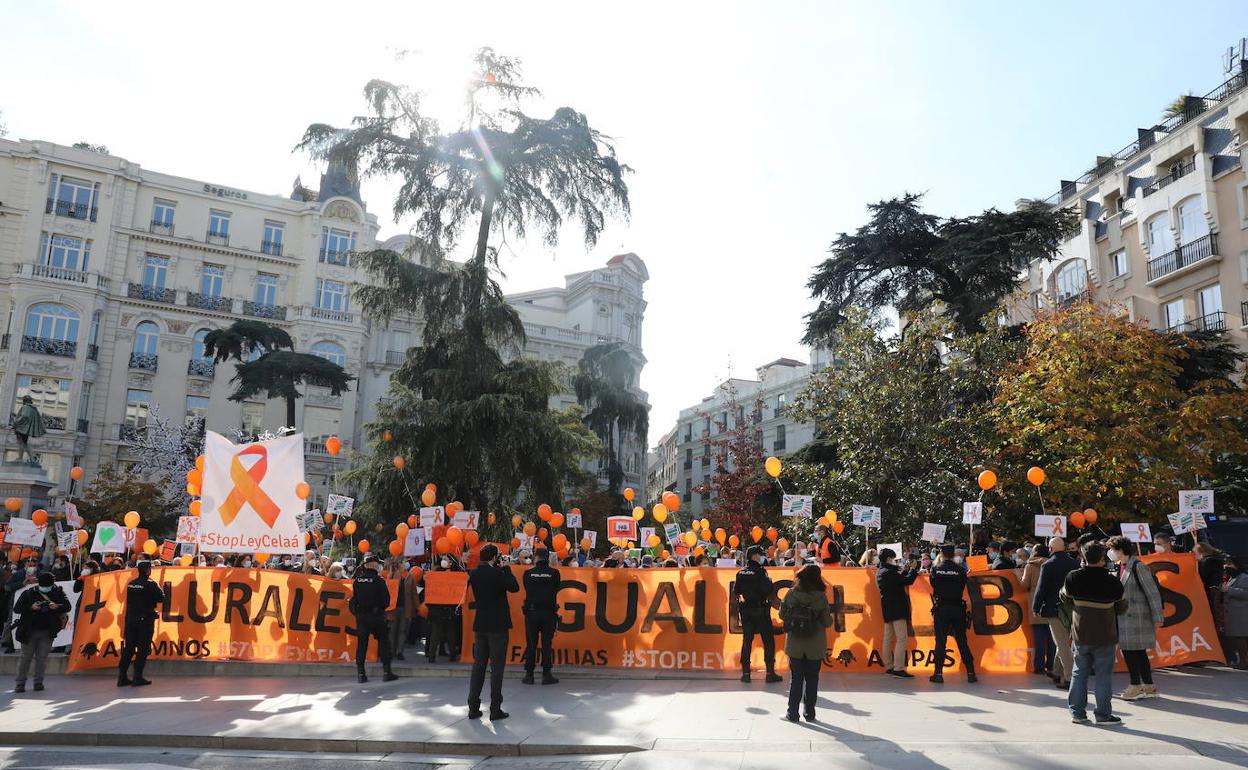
5, 1, 1248, 439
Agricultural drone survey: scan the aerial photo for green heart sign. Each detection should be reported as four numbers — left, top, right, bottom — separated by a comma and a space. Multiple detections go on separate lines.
98, 527, 116, 545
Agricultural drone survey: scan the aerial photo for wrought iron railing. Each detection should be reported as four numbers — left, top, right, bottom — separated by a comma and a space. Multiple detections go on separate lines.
188, 358, 215, 377
1190, 310, 1227, 333
206, 231, 230, 246
76, 418, 89, 434
243, 301, 287, 321
1242, 300, 1248, 328
127, 283, 177, 304
45, 199, 97, 221
1147, 233, 1218, 281
319, 247, 349, 266
187, 292, 232, 311
87, 344, 98, 361
1143, 159, 1196, 197
261, 239, 283, 256
384, 350, 405, 366
129, 352, 158, 371
149, 221, 174, 235
21, 336, 77, 357
0, 334, 8, 350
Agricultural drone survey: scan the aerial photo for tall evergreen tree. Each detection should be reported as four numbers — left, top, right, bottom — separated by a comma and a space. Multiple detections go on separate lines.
573, 342, 649, 497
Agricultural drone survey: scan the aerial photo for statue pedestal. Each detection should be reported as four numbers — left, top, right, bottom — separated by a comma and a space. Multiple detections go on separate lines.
0, 462, 55, 516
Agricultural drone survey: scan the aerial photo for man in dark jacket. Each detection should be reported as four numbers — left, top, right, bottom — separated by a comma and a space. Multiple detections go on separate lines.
929, 544, 977, 684
1032, 536, 1078, 688
734, 545, 782, 683
992, 541, 1019, 571
351, 554, 398, 683
118, 560, 164, 687
521, 548, 561, 685
1061, 542, 1127, 725
13, 572, 69, 693
876, 547, 919, 677
467, 544, 519, 720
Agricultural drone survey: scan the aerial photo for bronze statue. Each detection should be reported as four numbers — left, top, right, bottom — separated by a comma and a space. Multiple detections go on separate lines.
12, 395, 46, 466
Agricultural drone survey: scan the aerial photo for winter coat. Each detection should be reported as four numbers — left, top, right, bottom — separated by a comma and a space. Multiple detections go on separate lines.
875, 563, 919, 623
403, 573, 422, 616
1061, 566, 1127, 647
1020, 556, 1045, 595
1117, 557, 1164, 650
779, 585, 833, 661
1033, 553, 1079, 618
1224, 573, 1248, 637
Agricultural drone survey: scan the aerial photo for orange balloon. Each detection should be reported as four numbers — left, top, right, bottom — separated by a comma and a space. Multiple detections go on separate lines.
833, 521, 845, 534
623, 488, 635, 502
396, 523, 410, 539
417, 604, 429, 618
1027, 466, 1046, 486
715, 528, 727, 545
435, 536, 451, 554
551, 512, 565, 528
1084, 508, 1098, 525
662, 491, 680, 512
77, 529, 89, 545
124, 511, 140, 529
632, 506, 645, 521
523, 521, 536, 537
358, 540, 370, 553
420, 488, 436, 507
683, 531, 697, 547
344, 520, 357, 535
553, 533, 569, 551
186, 468, 203, 486
538, 503, 553, 520
325, 436, 342, 456
447, 526, 465, 547
295, 482, 311, 500
407, 514, 418, 529
693, 546, 705, 557
978, 470, 997, 491
31, 509, 48, 526
766, 527, 778, 542
409, 566, 424, 582
729, 534, 741, 548
382, 430, 393, 443
186, 483, 200, 497
512, 537, 522, 549
700, 518, 710, 531
393, 455, 406, 470
580, 537, 592, 551
70, 466, 84, 481
465, 530, 480, 547
1069, 511, 1086, 529
189, 500, 202, 517
699, 528, 711, 541
388, 539, 404, 557
512, 514, 523, 529
646, 534, 661, 548
4, 497, 20, 512
777, 538, 790, 551
751, 526, 763, 543
143, 539, 158, 556
538, 527, 549, 541
195, 455, 205, 472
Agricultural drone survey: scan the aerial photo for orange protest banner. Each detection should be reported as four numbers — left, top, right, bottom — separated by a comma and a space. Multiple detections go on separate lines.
461, 554, 1223, 673
424, 571, 468, 606
67, 567, 372, 672
966, 554, 990, 573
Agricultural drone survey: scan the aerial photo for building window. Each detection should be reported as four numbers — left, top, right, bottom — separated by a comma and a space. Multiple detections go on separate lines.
1054, 260, 1087, 301
304, 406, 341, 441
774, 424, 787, 451
76, 381, 92, 428
776, 392, 786, 413
1110, 249, 1127, 277
255, 273, 278, 306
241, 403, 265, 436
152, 199, 175, 230
261, 221, 285, 255
1163, 298, 1186, 331
133, 322, 159, 356
48, 174, 98, 220
185, 395, 209, 425
1146, 214, 1174, 255
38, 233, 91, 271
310, 341, 346, 367
192, 328, 212, 362
143, 255, 169, 289
25, 303, 79, 342
319, 227, 355, 265
125, 389, 152, 431
89, 311, 100, 347
15, 376, 70, 430
208, 210, 231, 238
1197, 284, 1223, 323
201, 264, 225, 297
1177, 197, 1207, 245
315, 279, 347, 311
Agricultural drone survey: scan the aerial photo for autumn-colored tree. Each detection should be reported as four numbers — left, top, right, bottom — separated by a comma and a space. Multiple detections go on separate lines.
991, 302, 1248, 527
691, 382, 777, 541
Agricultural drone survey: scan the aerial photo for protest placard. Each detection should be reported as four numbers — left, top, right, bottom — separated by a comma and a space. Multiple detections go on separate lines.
1178, 490, 1214, 516
639, 527, 656, 545
419, 506, 445, 528
1121, 522, 1153, 543
404, 527, 426, 557
199, 430, 304, 555
176, 516, 201, 544
160, 541, 177, 561
782, 495, 814, 518
452, 510, 480, 530
566, 512, 583, 529
56, 531, 77, 551
582, 530, 598, 549
296, 509, 321, 534
7, 518, 45, 547
921, 522, 947, 543
852, 505, 881, 529
966, 554, 990, 572
1168, 511, 1207, 535
326, 494, 354, 518
877, 542, 903, 559
1034, 514, 1066, 538
606, 516, 637, 541
962, 502, 982, 525
427, 571, 469, 605
663, 522, 681, 544
64, 500, 82, 528
716, 558, 737, 568
91, 522, 125, 553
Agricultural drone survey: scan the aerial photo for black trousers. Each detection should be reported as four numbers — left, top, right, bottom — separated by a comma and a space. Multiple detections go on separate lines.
427, 609, 459, 660
355, 612, 392, 670
740, 606, 776, 671
468, 631, 508, 709
932, 605, 975, 675
787, 656, 820, 717
523, 611, 557, 674
1122, 648, 1153, 685
118, 619, 154, 680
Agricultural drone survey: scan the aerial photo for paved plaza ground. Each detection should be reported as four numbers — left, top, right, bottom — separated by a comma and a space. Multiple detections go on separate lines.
0, 663, 1246, 769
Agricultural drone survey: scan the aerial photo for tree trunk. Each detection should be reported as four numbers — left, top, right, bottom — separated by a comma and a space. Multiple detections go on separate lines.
286, 396, 297, 431
466, 183, 497, 338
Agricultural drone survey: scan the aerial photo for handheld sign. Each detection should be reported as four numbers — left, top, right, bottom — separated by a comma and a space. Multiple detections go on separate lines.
7, 518, 45, 547
566, 512, 583, 529
966, 554, 990, 573
852, 505, 881, 529
452, 510, 480, 530
176, 516, 201, 544
1178, 490, 1213, 516
425, 571, 468, 605
326, 494, 355, 518
91, 522, 126, 553
1168, 511, 1207, 535
606, 516, 637, 541
962, 502, 982, 525
921, 522, 947, 543
1034, 515, 1066, 538
403, 527, 426, 557
782, 495, 814, 518
1121, 522, 1152, 543
419, 506, 445, 528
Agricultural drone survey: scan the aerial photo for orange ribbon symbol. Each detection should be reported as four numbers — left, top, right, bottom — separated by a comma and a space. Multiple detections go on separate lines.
219, 445, 281, 528
1052, 517, 1064, 536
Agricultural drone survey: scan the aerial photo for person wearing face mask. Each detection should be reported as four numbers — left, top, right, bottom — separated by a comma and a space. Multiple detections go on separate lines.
521, 548, 561, 685
1152, 533, 1174, 555
992, 542, 1019, 572
3, 559, 40, 653
426, 555, 462, 664
118, 560, 164, 687
876, 547, 920, 677
734, 545, 783, 684
12, 572, 69, 693
1033, 536, 1079, 689
928, 544, 977, 684
349, 554, 398, 684
50, 557, 70, 582
1106, 536, 1163, 700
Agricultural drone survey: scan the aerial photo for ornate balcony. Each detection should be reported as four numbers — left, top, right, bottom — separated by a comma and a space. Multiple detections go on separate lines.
187, 292, 232, 312
117, 423, 144, 443
384, 350, 405, 366
188, 358, 216, 377
1147, 234, 1218, 282
1190, 311, 1227, 333
206, 231, 230, 246
129, 352, 158, 371
20, 263, 109, 289
149, 221, 174, 236
128, 283, 177, 304
243, 301, 287, 321
76, 418, 89, 434
45, 198, 97, 221
21, 336, 77, 358
319, 248, 349, 266
261, 239, 283, 256
307, 306, 354, 324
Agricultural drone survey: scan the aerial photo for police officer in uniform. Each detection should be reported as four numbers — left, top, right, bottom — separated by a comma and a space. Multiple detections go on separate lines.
929, 544, 978, 684
351, 554, 398, 683
118, 560, 164, 687
521, 547, 561, 685
734, 545, 782, 683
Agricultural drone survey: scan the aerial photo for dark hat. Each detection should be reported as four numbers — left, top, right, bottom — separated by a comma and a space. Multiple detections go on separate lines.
362, 554, 381, 565
746, 545, 765, 560
37, 571, 55, 587
1001, 540, 1019, 552
136, 560, 152, 575
940, 543, 956, 558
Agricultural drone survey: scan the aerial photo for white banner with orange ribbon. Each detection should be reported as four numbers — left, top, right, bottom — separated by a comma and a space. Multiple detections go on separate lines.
198, 431, 305, 555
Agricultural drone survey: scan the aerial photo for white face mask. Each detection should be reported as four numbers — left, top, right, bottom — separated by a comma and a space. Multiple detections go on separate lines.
1155, 543, 1169, 553
81, 568, 93, 576
953, 555, 965, 565
440, 559, 450, 569
242, 560, 253, 568
1107, 549, 1121, 563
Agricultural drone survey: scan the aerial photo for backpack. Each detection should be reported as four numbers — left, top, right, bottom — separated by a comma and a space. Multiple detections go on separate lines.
784, 601, 817, 636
